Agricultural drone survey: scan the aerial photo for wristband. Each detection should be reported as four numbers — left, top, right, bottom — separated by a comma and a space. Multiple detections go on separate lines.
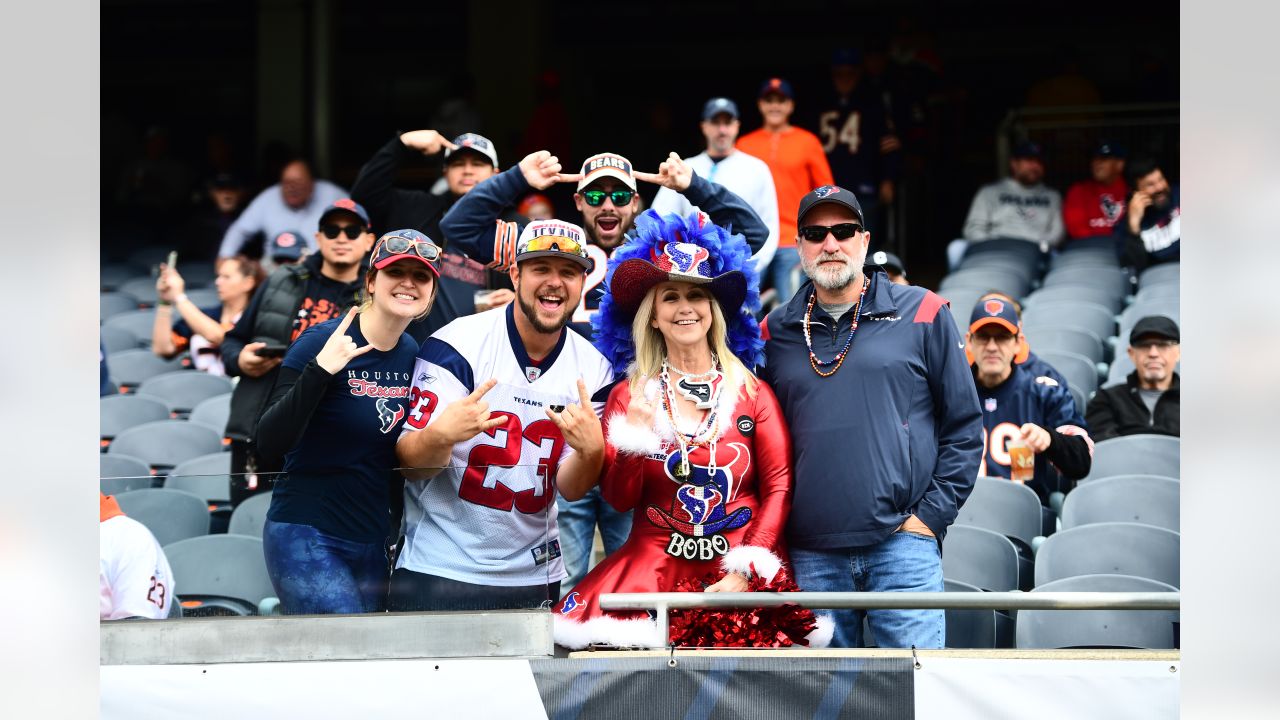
175, 293, 189, 305
157, 300, 172, 307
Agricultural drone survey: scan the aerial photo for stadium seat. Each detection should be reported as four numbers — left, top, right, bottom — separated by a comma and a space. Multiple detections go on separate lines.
114, 488, 211, 546
1061, 475, 1179, 532
167, 452, 233, 531
177, 261, 219, 289
118, 276, 161, 308
108, 420, 223, 473
1064, 383, 1086, 416
962, 237, 1044, 265
936, 287, 989, 338
1020, 302, 1116, 343
180, 287, 222, 308
100, 292, 140, 323
1049, 247, 1119, 270
127, 246, 170, 272
137, 371, 233, 416
1015, 574, 1179, 649
1134, 283, 1180, 305
101, 324, 142, 354
942, 524, 1020, 592
956, 254, 1038, 283
227, 491, 272, 538
1084, 435, 1180, 482
954, 477, 1042, 590
1023, 285, 1123, 314
103, 309, 171, 348
943, 578, 999, 649
100, 453, 153, 494
189, 393, 231, 435
1034, 522, 1179, 588
939, 268, 1030, 300
1138, 262, 1179, 289
1022, 326, 1106, 364
1034, 350, 1099, 397
100, 264, 140, 292
105, 349, 186, 393
1042, 266, 1132, 299
163, 535, 276, 616
100, 394, 170, 446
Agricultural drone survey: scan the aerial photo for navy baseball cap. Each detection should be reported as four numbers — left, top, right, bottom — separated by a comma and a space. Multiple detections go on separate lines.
969, 296, 1021, 335
444, 132, 499, 167
869, 250, 905, 276
1129, 315, 1179, 344
269, 230, 304, 261
701, 97, 739, 121
318, 198, 371, 228
758, 77, 794, 100
1094, 139, 1127, 159
797, 185, 865, 226
1012, 141, 1043, 159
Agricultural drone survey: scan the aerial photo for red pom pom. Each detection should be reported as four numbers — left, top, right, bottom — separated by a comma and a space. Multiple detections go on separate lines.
667, 566, 817, 648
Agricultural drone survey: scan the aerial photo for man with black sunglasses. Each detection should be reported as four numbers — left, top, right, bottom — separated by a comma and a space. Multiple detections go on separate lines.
351, 129, 521, 342
760, 184, 982, 649
220, 198, 376, 507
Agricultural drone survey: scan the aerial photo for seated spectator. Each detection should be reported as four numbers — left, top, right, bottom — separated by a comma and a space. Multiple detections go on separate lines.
517, 192, 554, 221
1086, 315, 1179, 441
218, 157, 348, 261
951, 141, 1064, 269
867, 250, 908, 285
1063, 140, 1128, 241
100, 492, 174, 620
268, 230, 307, 266
967, 297, 1092, 505
1115, 158, 1179, 270
975, 291, 1069, 390
151, 255, 265, 377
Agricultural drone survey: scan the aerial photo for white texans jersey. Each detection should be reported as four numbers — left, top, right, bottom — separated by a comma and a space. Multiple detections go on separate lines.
100, 515, 174, 620
398, 305, 615, 586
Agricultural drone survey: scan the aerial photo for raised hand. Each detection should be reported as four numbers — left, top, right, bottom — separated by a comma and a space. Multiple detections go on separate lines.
625, 378, 656, 430
546, 378, 604, 455
634, 152, 693, 192
519, 150, 571, 191
155, 263, 185, 303
399, 129, 457, 156
314, 307, 374, 374
434, 378, 506, 443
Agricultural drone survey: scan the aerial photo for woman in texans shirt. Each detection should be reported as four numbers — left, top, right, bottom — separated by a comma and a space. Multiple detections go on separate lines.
256, 230, 440, 614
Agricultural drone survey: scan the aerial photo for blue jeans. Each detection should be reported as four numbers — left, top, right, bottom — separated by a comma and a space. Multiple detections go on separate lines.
790, 532, 945, 649
556, 486, 632, 592
768, 246, 803, 304
262, 519, 388, 615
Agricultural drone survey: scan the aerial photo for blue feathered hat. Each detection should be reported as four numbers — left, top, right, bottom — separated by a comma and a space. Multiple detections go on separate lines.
591, 209, 763, 371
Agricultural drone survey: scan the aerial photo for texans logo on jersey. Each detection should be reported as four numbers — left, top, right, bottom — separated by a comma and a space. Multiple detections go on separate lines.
376, 398, 406, 434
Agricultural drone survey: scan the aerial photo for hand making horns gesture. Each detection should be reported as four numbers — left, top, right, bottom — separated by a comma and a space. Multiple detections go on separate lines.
634, 152, 693, 192
545, 378, 604, 455
314, 307, 374, 374
434, 378, 507, 444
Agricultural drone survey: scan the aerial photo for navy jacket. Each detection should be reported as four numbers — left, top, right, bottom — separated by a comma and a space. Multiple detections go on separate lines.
761, 271, 983, 547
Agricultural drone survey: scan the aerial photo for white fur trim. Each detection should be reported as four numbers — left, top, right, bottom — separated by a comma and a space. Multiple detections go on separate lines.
606, 412, 663, 456
805, 614, 835, 648
720, 545, 783, 584
554, 613, 665, 650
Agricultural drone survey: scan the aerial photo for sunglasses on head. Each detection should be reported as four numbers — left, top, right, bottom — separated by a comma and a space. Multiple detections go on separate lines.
798, 223, 866, 242
521, 234, 587, 257
374, 235, 442, 264
320, 224, 368, 240
580, 189, 635, 207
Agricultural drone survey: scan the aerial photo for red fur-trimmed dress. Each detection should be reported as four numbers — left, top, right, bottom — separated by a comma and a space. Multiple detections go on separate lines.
552, 376, 831, 649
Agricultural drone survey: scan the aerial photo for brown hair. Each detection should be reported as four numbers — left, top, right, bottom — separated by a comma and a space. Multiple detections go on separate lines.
219, 255, 266, 293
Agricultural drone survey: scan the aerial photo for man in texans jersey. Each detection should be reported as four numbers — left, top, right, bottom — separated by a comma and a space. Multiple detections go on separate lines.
438, 148, 771, 340
966, 297, 1093, 506
391, 219, 616, 611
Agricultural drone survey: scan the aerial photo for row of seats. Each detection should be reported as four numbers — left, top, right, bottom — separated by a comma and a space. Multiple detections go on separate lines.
102, 287, 223, 322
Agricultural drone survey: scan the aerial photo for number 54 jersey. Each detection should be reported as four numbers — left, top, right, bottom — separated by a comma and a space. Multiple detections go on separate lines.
397, 304, 616, 587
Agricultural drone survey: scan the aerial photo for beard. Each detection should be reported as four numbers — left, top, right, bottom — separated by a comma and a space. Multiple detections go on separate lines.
801, 250, 860, 291
518, 291, 573, 334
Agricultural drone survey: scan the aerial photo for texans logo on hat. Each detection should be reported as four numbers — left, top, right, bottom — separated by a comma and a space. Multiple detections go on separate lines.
813, 185, 838, 199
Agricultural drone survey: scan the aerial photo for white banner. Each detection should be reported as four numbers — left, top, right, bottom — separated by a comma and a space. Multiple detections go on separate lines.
915, 657, 1179, 720
101, 658, 548, 720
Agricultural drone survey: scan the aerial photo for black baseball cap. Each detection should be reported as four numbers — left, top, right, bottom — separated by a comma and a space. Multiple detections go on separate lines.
1012, 140, 1043, 159
1093, 140, 1127, 158
797, 185, 864, 226
701, 97, 739, 121
758, 77, 794, 100
1129, 315, 1179, 345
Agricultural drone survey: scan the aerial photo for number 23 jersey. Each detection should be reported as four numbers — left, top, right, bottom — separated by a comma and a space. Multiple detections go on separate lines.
397, 304, 616, 586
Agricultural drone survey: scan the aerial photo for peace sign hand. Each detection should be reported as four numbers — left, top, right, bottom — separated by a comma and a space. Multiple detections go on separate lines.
399, 129, 457, 156
546, 378, 604, 456
314, 308, 374, 374
435, 378, 506, 443
634, 152, 693, 192
519, 150, 573, 191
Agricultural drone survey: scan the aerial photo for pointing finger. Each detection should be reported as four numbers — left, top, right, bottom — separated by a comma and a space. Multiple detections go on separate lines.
335, 306, 358, 334
440, 136, 459, 151
577, 378, 592, 408
556, 173, 583, 184
468, 378, 499, 401
633, 171, 660, 184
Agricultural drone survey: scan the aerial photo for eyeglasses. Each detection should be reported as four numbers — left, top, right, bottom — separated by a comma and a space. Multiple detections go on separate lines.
520, 234, 588, 258
1132, 339, 1178, 350
320, 224, 368, 240
798, 223, 865, 242
373, 235, 442, 264
580, 189, 635, 207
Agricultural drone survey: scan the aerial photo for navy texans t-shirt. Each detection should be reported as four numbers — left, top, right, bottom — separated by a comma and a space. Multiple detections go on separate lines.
266, 316, 418, 542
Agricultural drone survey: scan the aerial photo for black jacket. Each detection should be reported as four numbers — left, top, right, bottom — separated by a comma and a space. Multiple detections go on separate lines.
1085, 371, 1180, 442
350, 135, 456, 244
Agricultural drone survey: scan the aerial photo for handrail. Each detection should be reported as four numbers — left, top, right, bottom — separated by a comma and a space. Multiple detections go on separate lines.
599, 591, 1180, 646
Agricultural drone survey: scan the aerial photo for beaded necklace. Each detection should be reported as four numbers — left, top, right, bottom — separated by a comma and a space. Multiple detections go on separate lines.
659, 360, 722, 481
802, 275, 869, 377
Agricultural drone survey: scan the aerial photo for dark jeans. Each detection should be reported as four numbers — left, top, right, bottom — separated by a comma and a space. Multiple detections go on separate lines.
262, 519, 389, 615
386, 568, 560, 612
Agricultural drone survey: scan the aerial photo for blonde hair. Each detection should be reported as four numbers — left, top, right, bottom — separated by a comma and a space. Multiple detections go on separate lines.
628, 285, 758, 400
361, 266, 439, 321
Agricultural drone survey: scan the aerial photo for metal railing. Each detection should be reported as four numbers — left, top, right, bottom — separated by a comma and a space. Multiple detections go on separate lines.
600, 591, 1180, 647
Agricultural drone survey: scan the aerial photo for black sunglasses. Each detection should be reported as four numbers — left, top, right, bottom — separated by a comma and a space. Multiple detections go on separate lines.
798, 223, 866, 242
320, 224, 367, 240
580, 189, 635, 207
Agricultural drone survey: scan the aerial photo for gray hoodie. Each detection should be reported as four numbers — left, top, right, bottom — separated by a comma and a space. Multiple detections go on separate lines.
962, 177, 1064, 247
